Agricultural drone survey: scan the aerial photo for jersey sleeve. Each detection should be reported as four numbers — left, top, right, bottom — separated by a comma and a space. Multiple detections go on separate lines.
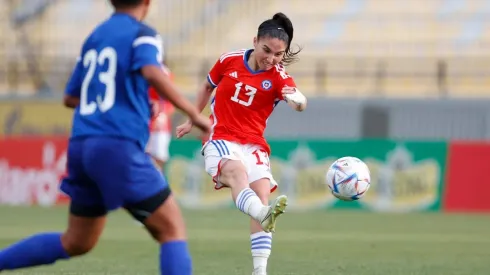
64, 56, 83, 97
131, 25, 163, 71
275, 65, 297, 100
148, 87, 160, 101
207, 54, 228, 88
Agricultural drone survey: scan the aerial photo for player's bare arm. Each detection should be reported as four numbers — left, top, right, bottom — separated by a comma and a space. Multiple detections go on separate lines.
141, 65, 210, 133
176, 80, 214, 138
195, 80, 215, 113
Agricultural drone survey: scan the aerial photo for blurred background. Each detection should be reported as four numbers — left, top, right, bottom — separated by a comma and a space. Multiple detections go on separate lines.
0, 1, 490, 274
1, 0, 489, 207
1, 0, 489, 208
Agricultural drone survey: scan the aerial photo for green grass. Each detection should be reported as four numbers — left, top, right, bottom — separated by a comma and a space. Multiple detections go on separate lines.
0, 206, 489, 274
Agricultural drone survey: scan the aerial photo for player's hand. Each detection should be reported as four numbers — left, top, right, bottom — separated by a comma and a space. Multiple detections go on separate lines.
176, 120, 193, 139
176, 115, 210, 139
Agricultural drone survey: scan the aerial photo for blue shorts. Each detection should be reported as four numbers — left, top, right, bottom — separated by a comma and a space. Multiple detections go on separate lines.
60, 136, 168, 214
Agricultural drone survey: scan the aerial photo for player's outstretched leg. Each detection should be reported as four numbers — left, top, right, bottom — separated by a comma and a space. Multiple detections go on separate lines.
0, 211, 106, 271
126, 190, 192, 275
219, 160, 270, 223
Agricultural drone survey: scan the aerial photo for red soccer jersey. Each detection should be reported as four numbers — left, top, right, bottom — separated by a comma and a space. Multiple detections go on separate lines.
149, 65, 175, 132
206, 49, 296, 154
149, 65, 173, 101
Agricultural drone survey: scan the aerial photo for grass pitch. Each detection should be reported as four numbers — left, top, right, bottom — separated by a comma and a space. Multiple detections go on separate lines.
0, 206, 489, 275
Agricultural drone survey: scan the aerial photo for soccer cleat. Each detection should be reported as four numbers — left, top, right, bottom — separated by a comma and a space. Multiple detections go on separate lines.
252, 267, 267, 275
260, 195, 288, 233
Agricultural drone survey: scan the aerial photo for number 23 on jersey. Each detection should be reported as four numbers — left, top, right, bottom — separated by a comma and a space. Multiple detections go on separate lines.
80, 47, 117, 115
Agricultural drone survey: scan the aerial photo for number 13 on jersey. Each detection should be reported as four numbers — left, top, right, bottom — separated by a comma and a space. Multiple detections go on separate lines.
231, 82, 257, 107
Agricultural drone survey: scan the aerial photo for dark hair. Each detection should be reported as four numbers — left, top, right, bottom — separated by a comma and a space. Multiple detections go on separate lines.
111, 0, 144, 8
257, 12, 301, 66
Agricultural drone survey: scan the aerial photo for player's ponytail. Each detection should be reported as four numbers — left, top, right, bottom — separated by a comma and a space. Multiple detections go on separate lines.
272, 13, 294, 46
257, 12, 302, 66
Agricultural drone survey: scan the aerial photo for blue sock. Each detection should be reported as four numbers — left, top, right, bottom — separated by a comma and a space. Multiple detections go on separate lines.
160, 241, 192, 275
0, 232, 70, 270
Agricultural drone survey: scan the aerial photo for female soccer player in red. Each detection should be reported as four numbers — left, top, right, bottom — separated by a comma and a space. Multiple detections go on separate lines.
177, 12, 307, 275
147, 64, 175, 172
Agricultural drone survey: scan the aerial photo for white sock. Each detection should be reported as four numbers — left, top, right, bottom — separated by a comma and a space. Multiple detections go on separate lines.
251, 231, 272, 271
236, 188, 266, 221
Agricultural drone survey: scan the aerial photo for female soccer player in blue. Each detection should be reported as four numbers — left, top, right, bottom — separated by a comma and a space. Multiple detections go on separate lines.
0, 1, 210, 274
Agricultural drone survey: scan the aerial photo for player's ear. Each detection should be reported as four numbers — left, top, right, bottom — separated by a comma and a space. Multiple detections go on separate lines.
140, 0, 151, 20
142, 0, 150, 10
253, 37, 258, 48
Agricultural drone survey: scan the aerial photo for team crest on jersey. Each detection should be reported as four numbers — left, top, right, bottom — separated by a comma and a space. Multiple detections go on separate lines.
261, 80, 272, 90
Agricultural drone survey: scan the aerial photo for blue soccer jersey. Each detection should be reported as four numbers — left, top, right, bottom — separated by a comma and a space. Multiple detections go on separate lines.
65, 12, 163, 149
60, 13, 169, 212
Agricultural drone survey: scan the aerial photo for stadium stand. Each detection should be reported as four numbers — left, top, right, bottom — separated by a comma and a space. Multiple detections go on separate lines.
0, 0, 488, 97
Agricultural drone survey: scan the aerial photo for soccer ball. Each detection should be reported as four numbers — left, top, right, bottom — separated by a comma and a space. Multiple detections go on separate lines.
326, 157, 371, 201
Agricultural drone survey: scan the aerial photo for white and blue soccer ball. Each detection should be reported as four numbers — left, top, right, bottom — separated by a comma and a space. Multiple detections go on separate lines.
326, 156, 371, 201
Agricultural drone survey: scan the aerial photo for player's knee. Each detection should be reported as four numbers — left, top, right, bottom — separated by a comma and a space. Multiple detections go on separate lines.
143, 195, 187, 244
61, 234, 97, 256
219, 160, 248, 187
